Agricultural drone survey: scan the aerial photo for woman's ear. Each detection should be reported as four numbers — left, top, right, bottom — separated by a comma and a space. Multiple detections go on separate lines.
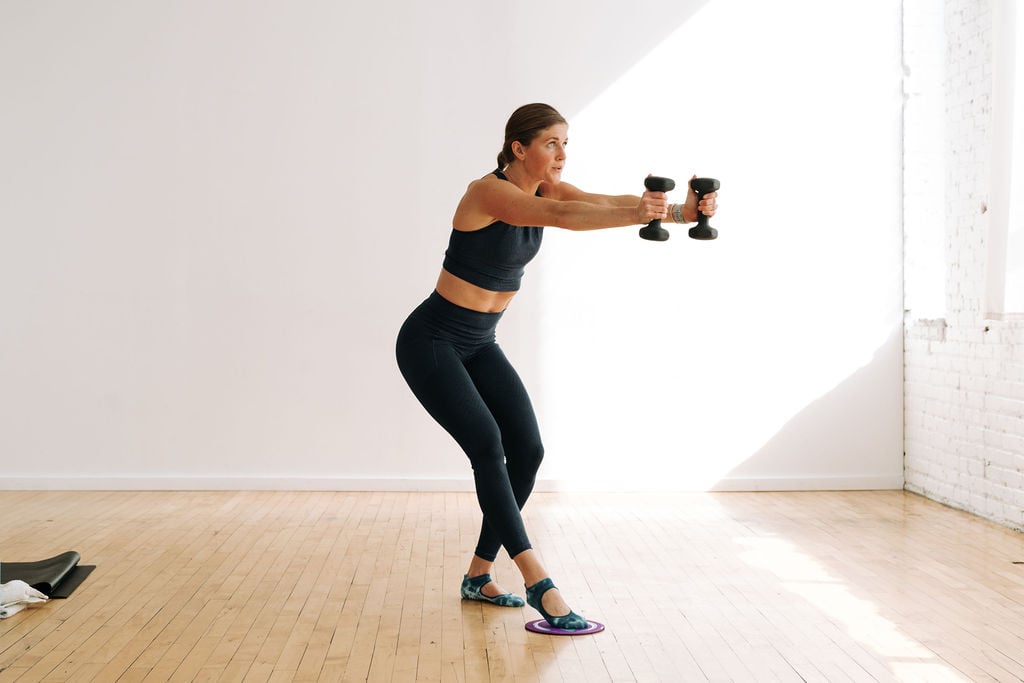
512, 141, 526, 160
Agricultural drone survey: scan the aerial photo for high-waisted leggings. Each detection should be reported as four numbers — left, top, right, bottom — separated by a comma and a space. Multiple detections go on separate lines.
396, 291, 543, 562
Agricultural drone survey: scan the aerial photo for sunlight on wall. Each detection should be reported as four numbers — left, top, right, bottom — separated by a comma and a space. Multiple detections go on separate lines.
533, 0, 903, 489
903, 0, 947, 320
738, 536, 969, 681
1006, 0, 1024, 312
991, 0, 1024, 317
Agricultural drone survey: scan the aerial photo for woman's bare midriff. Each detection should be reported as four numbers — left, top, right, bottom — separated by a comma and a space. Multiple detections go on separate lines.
435, 269, 517, 313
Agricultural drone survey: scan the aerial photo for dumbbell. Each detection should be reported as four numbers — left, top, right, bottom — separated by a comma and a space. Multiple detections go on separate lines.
688, 177, 720, 240
639, 176, 721, 241
638, 176, 675, 241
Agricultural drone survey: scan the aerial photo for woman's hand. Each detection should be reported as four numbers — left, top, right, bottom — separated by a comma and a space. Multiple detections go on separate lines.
637, 178, 669, 224
682, 174, 717, 223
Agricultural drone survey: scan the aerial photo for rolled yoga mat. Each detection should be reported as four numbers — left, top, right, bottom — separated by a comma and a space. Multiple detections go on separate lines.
0, 551, 95, 598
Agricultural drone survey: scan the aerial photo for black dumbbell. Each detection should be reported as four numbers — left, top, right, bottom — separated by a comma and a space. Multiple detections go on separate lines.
688, 177, 720, 240
638, 176, 675, 241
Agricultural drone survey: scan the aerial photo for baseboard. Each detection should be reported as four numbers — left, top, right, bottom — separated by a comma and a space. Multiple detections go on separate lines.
707, 475, 905, 492
0, 475, 905, 492
0, 477, 476, 492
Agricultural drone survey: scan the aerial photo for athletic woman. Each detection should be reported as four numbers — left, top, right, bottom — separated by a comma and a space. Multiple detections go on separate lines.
396, 103, 717, 629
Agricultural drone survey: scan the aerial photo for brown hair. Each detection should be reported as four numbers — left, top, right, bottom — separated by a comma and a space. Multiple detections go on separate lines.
496, 103, 567, 169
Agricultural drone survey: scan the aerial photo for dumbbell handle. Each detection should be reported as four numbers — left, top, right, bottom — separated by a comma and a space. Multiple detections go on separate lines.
687, 177, 720, 240
639, 176, 675, 241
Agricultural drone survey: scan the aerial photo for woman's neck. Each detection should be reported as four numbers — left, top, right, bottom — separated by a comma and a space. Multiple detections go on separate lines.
502, 164, 541, 194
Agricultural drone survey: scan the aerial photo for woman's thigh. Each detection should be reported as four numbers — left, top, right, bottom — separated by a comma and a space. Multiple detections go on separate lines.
397, 328, 503, 460
465, 344, 542, 455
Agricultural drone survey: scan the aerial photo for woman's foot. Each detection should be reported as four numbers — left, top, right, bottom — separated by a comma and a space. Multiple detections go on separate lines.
461, 574, 526, 607
525, 578, 587, 630
476, 575, 509, 599
539, 584, 571, 616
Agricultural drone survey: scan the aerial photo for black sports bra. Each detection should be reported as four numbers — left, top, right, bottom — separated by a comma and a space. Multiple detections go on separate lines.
441, 169, 544, 292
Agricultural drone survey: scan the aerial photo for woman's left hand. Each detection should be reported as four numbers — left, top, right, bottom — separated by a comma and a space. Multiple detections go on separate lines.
683, 174, 717, 223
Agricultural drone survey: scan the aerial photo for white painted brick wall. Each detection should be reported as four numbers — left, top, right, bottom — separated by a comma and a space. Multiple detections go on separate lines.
904, 0, 1024, 531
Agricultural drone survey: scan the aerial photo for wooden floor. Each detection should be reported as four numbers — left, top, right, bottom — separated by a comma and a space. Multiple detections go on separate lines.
1, 490, 1023, 682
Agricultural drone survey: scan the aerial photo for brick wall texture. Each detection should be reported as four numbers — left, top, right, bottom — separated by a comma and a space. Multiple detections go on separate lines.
904, 0, 1024, 530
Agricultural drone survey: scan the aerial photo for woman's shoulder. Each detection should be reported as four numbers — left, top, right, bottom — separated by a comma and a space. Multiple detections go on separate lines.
454, 173, 515, 230
463, 171, 515, 198
464, 170, 502, 188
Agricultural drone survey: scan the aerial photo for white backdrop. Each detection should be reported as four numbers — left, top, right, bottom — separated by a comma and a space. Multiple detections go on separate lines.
0, 0, 904, 490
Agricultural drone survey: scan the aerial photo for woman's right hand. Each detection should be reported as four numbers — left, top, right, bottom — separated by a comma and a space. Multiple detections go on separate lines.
637, 185, 669, 224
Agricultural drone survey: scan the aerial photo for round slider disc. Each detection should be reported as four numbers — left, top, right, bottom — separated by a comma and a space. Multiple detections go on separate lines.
524, 619, 605, 636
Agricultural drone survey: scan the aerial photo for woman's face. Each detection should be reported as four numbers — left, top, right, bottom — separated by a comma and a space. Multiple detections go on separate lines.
520, 123, 568, 185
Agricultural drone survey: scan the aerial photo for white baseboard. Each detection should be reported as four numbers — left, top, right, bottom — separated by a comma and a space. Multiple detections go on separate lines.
709, 475, 905, 491
0, 475, 905, 492
0, 477, 475, 492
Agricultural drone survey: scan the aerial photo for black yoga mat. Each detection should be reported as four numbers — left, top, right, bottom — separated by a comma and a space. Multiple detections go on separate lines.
1, 551, 95, 599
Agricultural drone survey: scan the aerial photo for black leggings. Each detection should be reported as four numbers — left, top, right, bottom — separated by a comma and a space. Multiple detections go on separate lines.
396, 291, 543, 562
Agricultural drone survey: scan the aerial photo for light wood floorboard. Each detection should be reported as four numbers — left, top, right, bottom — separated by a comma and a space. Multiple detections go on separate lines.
1, 490, 1023, 681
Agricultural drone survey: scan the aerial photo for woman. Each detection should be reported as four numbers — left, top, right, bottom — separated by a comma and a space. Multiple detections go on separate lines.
396, 103, 717, 630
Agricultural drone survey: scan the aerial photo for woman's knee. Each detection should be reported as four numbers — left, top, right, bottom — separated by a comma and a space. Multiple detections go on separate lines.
465, 431, 543, 479
464, 435, 507, 474
508, 439, 544, 475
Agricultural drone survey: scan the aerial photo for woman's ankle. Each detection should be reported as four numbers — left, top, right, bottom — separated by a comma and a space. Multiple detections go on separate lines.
510, 549, 549, 587
466, 554, 495, 579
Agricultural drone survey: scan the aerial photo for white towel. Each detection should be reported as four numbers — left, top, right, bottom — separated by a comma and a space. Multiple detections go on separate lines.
0, 580, 48, 619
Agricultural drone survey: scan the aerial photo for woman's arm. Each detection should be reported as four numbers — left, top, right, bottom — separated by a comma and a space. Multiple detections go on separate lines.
545, 181, 638, 209
453, 176, 664, 232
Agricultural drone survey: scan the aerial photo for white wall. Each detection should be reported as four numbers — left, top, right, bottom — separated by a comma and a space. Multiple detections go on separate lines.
904, 0, 1024, 531
0, 0, 904, 491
